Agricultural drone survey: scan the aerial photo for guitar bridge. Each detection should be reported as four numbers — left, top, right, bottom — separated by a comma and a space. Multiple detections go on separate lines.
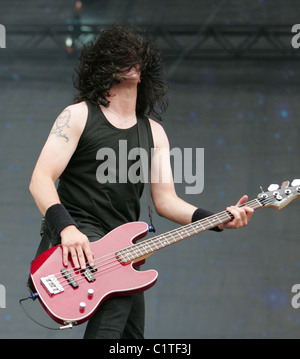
41, 274, 64, 295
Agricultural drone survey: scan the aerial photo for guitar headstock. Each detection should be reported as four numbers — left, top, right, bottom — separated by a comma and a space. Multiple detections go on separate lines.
257, 179, 300, 209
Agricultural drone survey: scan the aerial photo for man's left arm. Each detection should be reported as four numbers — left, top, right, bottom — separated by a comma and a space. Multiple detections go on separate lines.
149, 120, 254, 229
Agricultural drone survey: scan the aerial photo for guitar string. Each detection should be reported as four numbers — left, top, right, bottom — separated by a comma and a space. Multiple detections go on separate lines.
38, 191, 298, 295
48, 198, 264, 286
53, 198, 268, 288
47, 198, 265, 287
50, 204, 258, 291
49, 207, 240, 285
46, 192, 293, 288
47, 200, 268, 289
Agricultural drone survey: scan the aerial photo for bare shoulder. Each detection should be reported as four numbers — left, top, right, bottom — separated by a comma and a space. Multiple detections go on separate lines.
148, 118, 170, 149
50, 101, 88, 143
67, 101, 88, 116
58, 101, 88, 129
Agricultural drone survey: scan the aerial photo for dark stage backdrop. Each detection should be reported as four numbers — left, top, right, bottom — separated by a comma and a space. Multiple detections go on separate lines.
0, 0, 299, 339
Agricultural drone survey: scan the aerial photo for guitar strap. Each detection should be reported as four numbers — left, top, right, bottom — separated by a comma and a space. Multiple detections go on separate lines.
136, 115, 156, 233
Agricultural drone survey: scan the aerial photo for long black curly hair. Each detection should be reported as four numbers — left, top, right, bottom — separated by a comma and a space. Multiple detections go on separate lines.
73, 24, 168, 121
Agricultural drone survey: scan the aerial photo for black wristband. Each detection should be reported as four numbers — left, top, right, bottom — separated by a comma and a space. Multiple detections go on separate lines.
192, 208, 223, 232
45, 203, 77, 236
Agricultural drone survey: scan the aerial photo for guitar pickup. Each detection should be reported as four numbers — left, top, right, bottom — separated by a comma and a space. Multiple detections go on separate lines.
61, 268, 78, 289
81, 265, 97, 282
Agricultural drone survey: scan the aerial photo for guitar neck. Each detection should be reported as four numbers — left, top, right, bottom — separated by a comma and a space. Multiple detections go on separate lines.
116, 198, 263, 264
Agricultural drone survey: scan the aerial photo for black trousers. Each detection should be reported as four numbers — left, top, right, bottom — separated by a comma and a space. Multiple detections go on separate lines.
83, 292, 145, 339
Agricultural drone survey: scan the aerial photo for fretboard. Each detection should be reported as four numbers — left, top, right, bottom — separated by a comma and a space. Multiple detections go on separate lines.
116, 198, 263, 264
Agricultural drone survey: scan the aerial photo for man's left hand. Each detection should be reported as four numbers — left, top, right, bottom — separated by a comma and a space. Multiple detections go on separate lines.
218, 195, 254, 230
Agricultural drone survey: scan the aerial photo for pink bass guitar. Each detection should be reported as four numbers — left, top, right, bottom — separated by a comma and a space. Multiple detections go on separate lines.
30, 180, 299, 327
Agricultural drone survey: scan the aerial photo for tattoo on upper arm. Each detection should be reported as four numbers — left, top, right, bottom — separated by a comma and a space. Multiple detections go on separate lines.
50, 109, 71, 142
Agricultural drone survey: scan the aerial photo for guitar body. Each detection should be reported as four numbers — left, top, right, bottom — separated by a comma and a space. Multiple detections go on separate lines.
30, 221, 158, 325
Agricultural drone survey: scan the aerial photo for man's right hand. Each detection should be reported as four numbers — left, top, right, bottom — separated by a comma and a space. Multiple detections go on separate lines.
60, 225, 94, 269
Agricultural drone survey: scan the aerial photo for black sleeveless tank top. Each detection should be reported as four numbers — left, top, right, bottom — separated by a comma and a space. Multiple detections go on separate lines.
57, 101, 154, 238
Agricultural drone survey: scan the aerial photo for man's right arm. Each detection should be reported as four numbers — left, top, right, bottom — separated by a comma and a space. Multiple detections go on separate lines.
29, 102, 94, 269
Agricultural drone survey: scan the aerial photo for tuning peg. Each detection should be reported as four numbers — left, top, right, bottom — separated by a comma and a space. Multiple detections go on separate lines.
281, 180, 290, 189
268, 184, 280, 191
259, 186, 268, 198
291, 179, 300, 187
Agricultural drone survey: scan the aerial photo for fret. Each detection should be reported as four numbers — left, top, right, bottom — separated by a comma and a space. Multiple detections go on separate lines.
126, 250, 134, 262
145, 241, 154, 253
154, 236, 163, 249
139, 241, 151, 254
117, 248, 133, 263
189, 224, 199, 234
133, 244, 145, 258
162, 234, 172, 246
182, 227, 191, 237
161, 234, 172, 247
155, 236, 165, 248
160, 238, 168, 247
215, 212, 225, 224
206, 215, 218, 228
176, 230, 184, 240
192, 221, 206, 232
167, 232, 176, 244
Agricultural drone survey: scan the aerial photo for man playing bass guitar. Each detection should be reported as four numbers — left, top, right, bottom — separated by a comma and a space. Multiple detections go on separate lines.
29, 25, 253, 339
